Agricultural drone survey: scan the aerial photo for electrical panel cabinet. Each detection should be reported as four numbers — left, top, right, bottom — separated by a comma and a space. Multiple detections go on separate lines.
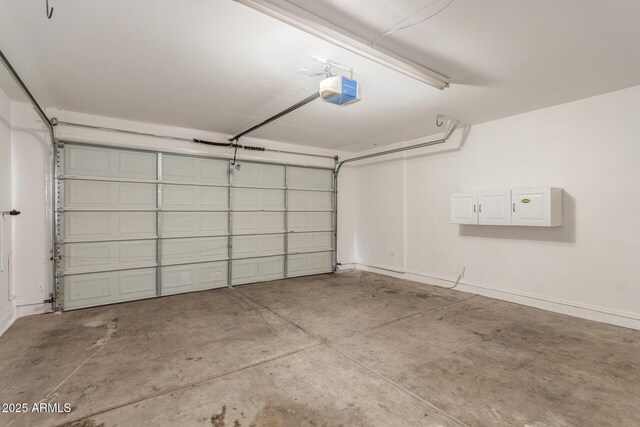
450, 187, 562, 227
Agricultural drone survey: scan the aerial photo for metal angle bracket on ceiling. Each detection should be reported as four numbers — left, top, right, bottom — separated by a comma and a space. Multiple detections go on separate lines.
310, 57, 360, 79
437, 114, 459, 140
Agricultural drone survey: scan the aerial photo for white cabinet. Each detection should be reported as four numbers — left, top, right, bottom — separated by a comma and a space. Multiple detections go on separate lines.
511, 187, 562, 227
450, 187, 562, 227
450, 192, 477, 224
451, 190, 511, 225
478, 190, 511, 225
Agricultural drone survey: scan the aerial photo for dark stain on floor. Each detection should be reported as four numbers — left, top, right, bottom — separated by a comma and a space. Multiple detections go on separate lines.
211, 405, 227, 427
248, 396, 352, 427
211, 405, 242, 427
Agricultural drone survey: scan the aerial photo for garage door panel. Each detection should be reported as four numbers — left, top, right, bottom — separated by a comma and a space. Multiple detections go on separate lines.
64, 268, 157, 310
162, 185, 228, 211
232, 163, 284, 187
287, 167, 333, 190
232, 212, 285, 234
65, 145, 157, 180
232, 255, 284, 285
232, 234, 284, 258
161, 261, 228, 295
120, 269, 158, 295
65, 180, 157, 210
288, 211, 332, 232
161, 237, 228, 265
288, 232, 332, 254
64, 240, 157, 274
288, 252, 333, 277
287, 190, 332, 211
232, 188, 284, 210
161, 212, 228, 237
64, 274, 113, 309
163, 155, 228, 185
64, 211, 157, 241
58, 145, 335, 309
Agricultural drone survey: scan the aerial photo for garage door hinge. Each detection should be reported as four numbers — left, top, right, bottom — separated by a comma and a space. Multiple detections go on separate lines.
43, 295, 55, 304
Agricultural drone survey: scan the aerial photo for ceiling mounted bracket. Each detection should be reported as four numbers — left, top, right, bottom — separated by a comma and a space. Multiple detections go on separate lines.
313, 58, 358, 80
437, 114, 459, 140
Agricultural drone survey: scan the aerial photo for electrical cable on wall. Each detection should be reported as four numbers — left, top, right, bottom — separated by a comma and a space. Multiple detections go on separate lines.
442, 267, 465, 289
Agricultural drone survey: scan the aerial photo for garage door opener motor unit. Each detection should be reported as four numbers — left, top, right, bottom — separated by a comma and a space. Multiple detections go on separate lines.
319, 75, 360, 105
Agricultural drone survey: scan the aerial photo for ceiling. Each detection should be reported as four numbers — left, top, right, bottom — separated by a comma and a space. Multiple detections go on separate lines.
1, 0, 639, 152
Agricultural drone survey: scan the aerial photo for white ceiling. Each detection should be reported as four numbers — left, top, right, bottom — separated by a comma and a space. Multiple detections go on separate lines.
1, 0, 639, 152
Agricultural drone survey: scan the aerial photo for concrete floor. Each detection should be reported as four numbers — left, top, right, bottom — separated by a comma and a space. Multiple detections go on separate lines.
0, 271, 638, 427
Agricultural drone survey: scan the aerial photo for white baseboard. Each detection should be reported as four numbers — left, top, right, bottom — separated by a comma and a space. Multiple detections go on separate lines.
16, 302, 49, 317
355, 263, 640, 331
337, 262, 356, 271
0, 304, 16, 337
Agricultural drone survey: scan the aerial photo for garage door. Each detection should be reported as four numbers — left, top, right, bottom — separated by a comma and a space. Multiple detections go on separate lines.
55, 142, 335, 310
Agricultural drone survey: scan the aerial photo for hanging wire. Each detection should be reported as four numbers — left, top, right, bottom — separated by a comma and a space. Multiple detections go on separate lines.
46, 0, 54, 19
372, 0, 454, 45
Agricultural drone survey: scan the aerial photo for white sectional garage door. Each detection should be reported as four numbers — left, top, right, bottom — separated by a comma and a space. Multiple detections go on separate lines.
55, 143, 335, 310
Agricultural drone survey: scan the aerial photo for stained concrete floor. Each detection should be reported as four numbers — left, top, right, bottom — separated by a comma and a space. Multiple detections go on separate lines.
0, 271, 638, 427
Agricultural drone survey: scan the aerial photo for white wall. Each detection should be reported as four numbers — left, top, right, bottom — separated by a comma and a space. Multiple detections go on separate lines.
0, 87, 14, 334
336, 165, 356, 269
350, 85, 640, 330
7, 84, 640, 332
6, 106, 353, 317
10, 102, 52, 316
353, 159, 405, 271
